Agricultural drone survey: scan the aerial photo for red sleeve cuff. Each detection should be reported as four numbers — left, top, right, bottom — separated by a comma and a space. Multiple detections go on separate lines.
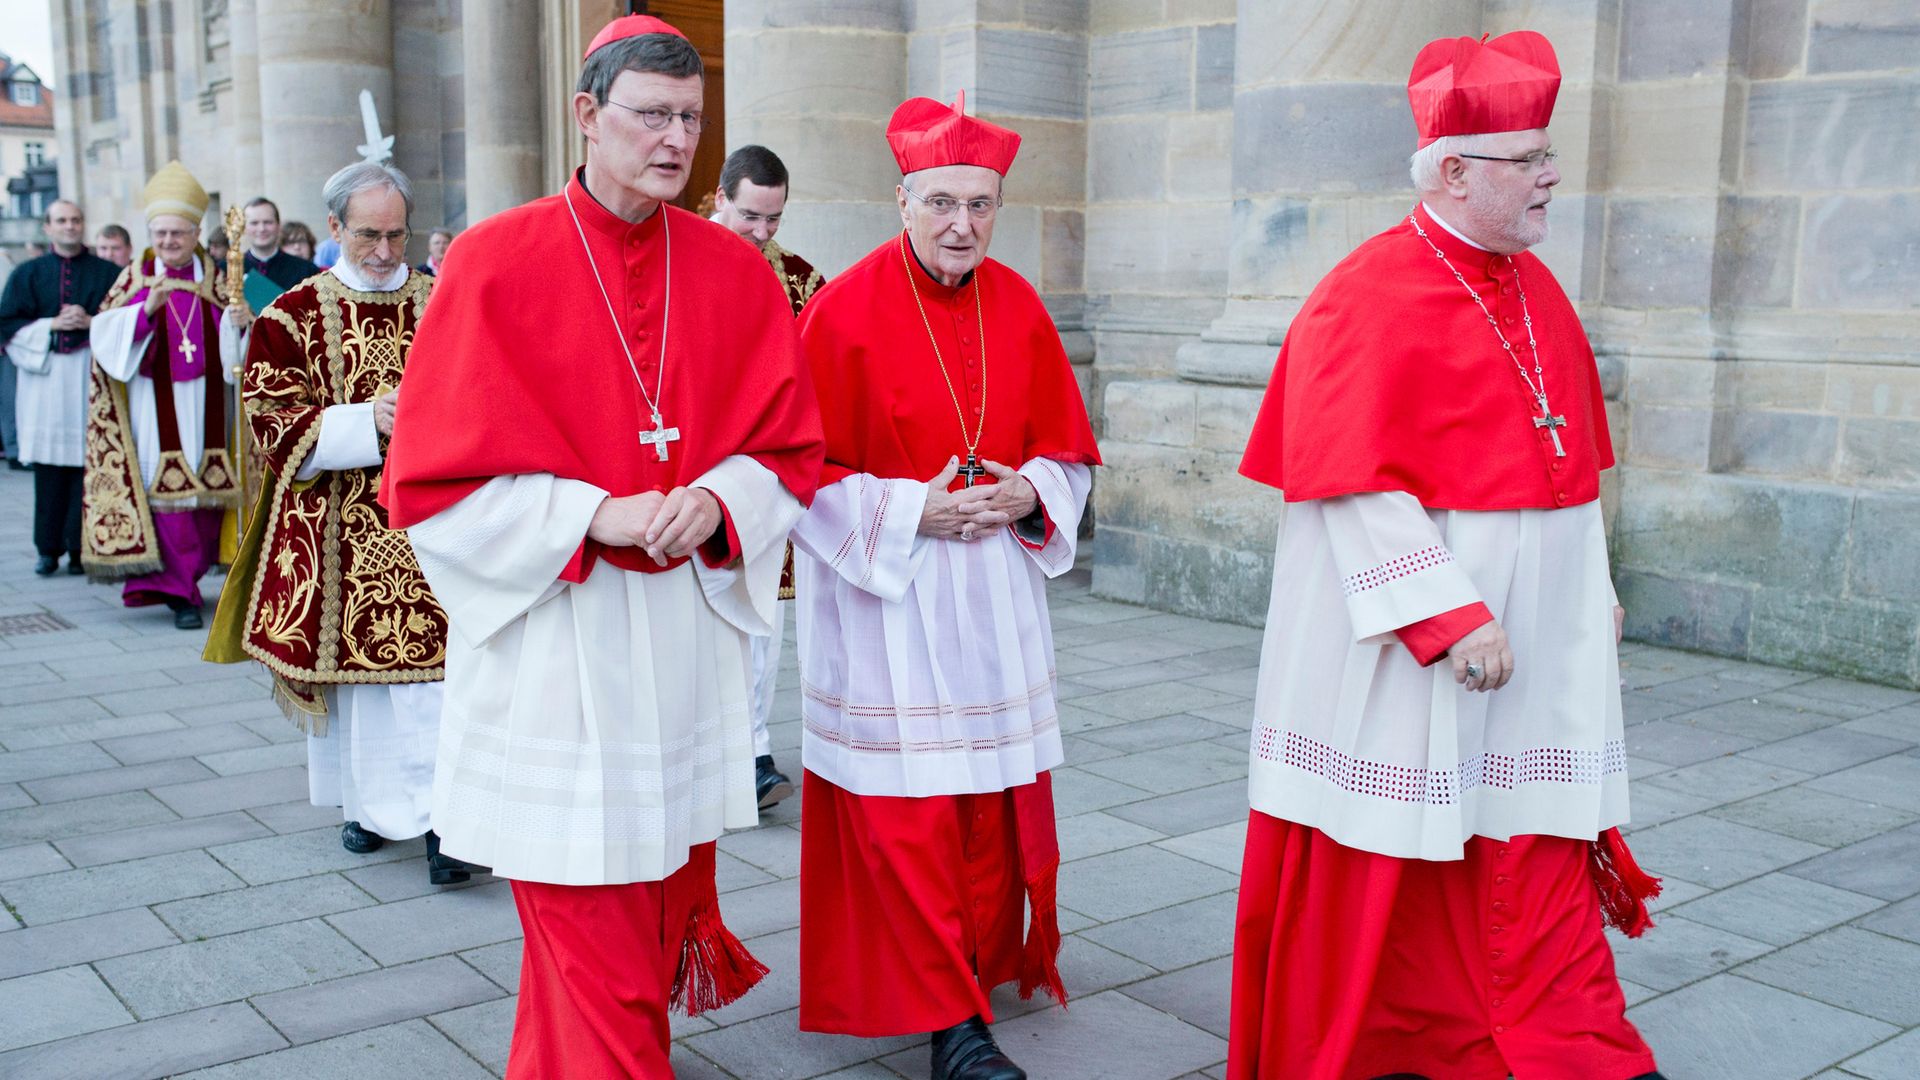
1396, 602, 1494, 667
559, 540, 596, 584
699, 493, 741, 568
1015, 502, 1056, 550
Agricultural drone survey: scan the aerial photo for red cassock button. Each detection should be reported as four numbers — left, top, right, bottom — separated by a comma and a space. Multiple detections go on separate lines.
1555, 492, 1568, 505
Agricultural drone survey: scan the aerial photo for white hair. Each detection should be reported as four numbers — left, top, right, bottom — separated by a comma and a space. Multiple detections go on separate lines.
1408, 133, 1491, 192
323, 162, 413, 226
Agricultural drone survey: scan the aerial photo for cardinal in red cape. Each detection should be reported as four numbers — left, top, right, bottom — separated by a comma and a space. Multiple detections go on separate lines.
378, 16, 822, 1078
790, 91, 1099, 1080
1226, 30, 1666, 1080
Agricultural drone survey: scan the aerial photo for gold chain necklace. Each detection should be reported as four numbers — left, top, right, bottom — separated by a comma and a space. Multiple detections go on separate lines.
899, 232, 989, 487
163, 279, 202, 367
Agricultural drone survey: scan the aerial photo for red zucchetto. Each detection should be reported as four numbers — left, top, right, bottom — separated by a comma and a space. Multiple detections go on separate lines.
886, 91, 1022, 176
584, 14, 687, 59
1407, 30, 1561, 147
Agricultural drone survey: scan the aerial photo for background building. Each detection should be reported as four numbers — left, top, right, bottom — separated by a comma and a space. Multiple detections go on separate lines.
47, 0, 1920, 687
0, 51, 58, 252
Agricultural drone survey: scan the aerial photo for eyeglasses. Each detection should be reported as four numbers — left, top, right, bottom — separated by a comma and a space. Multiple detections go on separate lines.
904, 187, 1001, 219
606, 100, 704, 135
349, 228, 410, 245
733, 210, 781, 226
1459, 149, 1559, 171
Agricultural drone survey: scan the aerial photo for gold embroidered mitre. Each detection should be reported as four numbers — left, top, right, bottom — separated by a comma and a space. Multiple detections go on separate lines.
143, 160, 210, 226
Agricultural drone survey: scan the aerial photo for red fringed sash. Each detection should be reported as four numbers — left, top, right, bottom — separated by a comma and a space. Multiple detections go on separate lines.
1589, 826, 1662, 938
669, 844, 770, 1015
1014, 773, 1068, 1005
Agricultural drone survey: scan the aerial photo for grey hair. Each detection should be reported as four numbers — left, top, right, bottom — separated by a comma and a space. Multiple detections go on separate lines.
322, 162, 414, 225
900, 167, 1004, 196
1409, 133, 1490, 191
577, 34, 703, 105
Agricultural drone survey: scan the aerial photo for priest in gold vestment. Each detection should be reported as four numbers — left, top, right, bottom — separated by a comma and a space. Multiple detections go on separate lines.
209, 162, 478, 886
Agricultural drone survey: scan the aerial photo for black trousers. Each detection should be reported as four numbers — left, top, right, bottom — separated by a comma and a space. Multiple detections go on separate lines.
33, 464, 84, 560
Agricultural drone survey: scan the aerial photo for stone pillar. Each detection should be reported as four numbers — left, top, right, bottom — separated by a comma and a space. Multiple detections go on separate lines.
391, 0, 451, 251
229, 0, 267, 200
725, 0, 909, 276
257, 0, 395, 226
462, 0, 544, 222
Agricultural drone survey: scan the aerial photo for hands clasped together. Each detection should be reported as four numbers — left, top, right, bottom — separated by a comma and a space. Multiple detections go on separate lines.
1450, 603, 1626, 693
588, 487, 724, 567
916, 456, 1038, 542
50, 303, 92, 334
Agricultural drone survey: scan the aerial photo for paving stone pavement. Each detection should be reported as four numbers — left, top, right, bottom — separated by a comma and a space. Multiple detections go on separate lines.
2, 468, 1918, 1079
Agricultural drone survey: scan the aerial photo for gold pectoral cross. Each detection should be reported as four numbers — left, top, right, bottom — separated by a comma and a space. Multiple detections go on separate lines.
177, 336, 198, 366
1533, 393, 1568, 458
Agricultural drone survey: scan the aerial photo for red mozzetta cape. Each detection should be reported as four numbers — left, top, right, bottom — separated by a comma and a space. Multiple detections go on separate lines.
1240, 203, 1612, 511
797, 233, 1100, 491
380, 172, 824, 574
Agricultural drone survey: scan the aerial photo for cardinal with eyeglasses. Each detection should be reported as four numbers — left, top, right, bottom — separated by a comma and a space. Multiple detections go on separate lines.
377, 15, 823, 1077
1227, 31, 1666, 1080
789, 93, 1099, 1080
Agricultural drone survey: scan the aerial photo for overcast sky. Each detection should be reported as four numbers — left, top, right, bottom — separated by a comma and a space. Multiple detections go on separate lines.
7, 4, 58, 82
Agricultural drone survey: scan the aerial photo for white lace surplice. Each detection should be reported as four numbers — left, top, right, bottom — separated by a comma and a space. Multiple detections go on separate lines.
407, 456, 800, 886
794, 457, 1091, 798
1248, 491, 1628, 862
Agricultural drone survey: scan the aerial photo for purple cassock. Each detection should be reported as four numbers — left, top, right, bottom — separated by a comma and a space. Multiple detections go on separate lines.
121, 262, 225, 611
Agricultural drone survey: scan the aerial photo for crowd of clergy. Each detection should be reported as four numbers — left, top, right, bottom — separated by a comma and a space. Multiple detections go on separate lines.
0, 13, 1673, 1080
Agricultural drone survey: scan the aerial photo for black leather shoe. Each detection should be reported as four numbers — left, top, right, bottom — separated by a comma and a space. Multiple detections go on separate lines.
34, 556, 58, 576
66, 558, 85, 575
341, 821, 385, 853
173, 606, 203, 630
931, 1016, 1025, 1080
426, 829, 490, 885
755, 754, 793, 809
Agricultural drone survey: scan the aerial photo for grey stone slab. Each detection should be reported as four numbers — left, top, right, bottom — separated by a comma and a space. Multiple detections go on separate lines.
715, 847, 778, 893
1710, 784, 1918, 849
195, 741, 309, 776
1152, 817, 1246, 873
1742, 726, 1913, 775
1090, 28, 1193, 115
0, 742, 118, 785
98, 722, 269, 766
150, 765, 307, 818
1672, 872, 1885, 947
1081, 890, 1237, 972
0, 841, 68, 882
97, 918, 377, 1019
1844, 1026, 1920, 1080
1059, 846, 1237, 924
1623, 814, 1828, 889
1621, 692, 1700, 727
0, 906, 180, 979
1843, 703, 1920, 743
247, 799, 347, 835
1805, 754, 1920, 813
1060, 734, 1126, 765
1621, 648, 1742, 689
56, 810, 273, 868
178, 1017, 494, 1079
701, 927, 799, 1026
1070, 657, 1208, 692
326, 879, 521, 965
1076, 714, 1240, 754
1057, 811, 1168, 864
1, 849, 245, 925
1623, 718, 1762, 767
717, 823, 803, 879
426, 996, 515, 1076
252, 955, 505, 1045
1050, 766, 1154, 817
238, 714, 307, 745
1620, 781, 1718, 834
458, 939, 522, 993
1775, 675, 1920, 715
1639, 755, 1812, 805
1078, 741, 1247, 796
1859, 892, 1920, 946
984, 989, 1224, 1080
1738, 926, 1920, 1024
1685, 695, 1856, 743
1801, 193, 1920, 312
683, 1006, 920, 1079
1788, 822, 1920, 900
209, 827, 422, 885
1609, 914, 1773, 992
1122, 955, 1232, 1039
0, 782, 29, 810
975, 27, 1087, 119
1628, 974, 1896, 1080
1073, 683, 1242, 725
1105, 780, 1246, 837
0, 1001, 289, 1080
0, 667, 178, 708
0, 964, 134, 1052
155, 873, 378, 940
92, 678, 271, 719
0, 712, 181, 752
21, 757, 217, 804
0, 696, 109, 727
1620, 0, 1739, 79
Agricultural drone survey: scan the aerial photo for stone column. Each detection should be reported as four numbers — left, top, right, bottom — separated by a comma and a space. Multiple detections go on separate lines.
229, 0, 267, 200
257, 0, 394, 226
462, 0, 544, 222
725, 0, 910, 276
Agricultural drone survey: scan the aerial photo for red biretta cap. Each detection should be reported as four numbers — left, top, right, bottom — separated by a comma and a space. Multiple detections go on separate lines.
1407, 31, 1561, 148
584, 14, 687, 60
886, 91, 1022, 176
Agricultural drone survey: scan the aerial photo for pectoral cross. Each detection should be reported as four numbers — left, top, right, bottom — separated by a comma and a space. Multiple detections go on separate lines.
1533, 393, 1568, 458
957, 453, 987, 488
177, 336, 197, 366
638, 410, 681, 462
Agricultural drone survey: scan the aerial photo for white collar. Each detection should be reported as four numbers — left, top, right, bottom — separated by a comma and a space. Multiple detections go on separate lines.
1420, 202, 1490, 251
330, 260, 407, 293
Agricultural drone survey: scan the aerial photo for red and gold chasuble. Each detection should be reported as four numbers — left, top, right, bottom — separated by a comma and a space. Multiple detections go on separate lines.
219, 271, 446, 722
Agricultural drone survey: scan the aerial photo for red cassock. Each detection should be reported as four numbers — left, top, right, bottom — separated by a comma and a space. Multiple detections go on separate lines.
793, 234, 1100, 1035
1230, 204, 1658, 1080
378, 170, 823, 1078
